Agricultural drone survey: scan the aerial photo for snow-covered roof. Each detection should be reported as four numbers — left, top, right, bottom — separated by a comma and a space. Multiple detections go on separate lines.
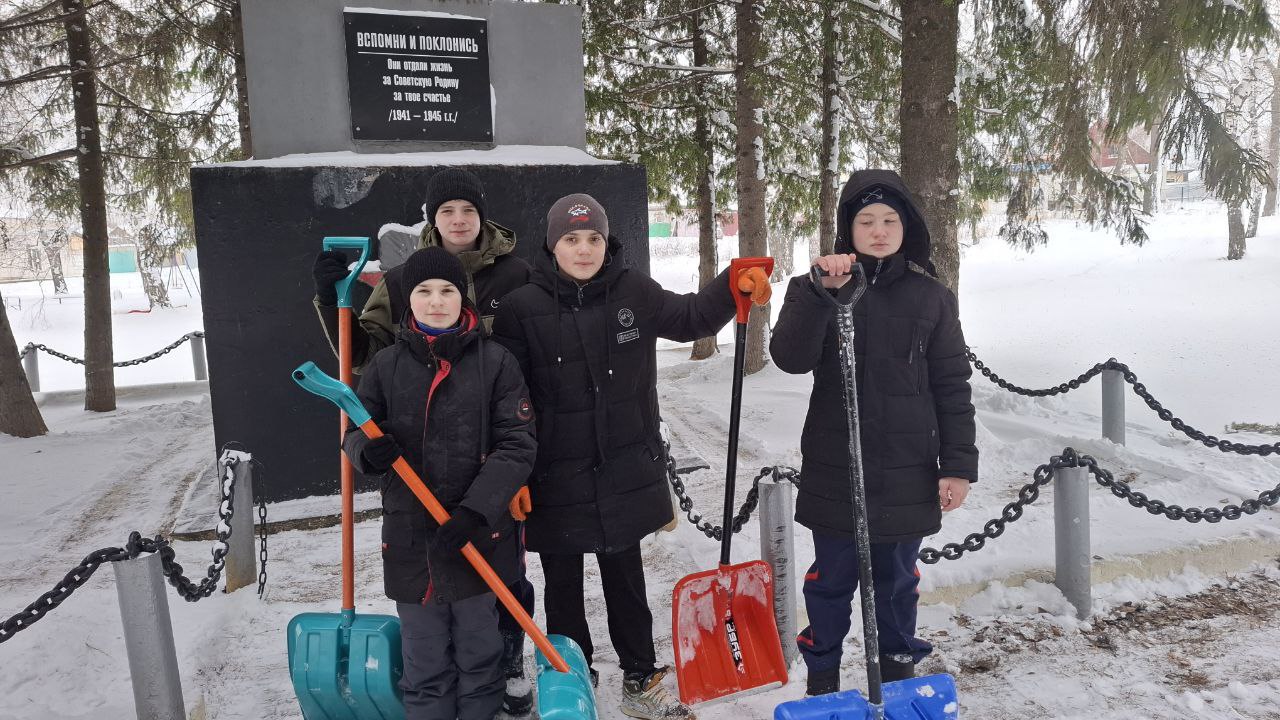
199, 145, 618, 169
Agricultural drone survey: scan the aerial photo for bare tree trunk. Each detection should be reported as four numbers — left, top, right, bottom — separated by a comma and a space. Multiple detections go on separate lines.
1142, 114, 1165, 216
230, 0, 253, 158
0, 288, 48, 437
1247, 196, 1261, 238
817, 0, 842, 257
43, 230, 69, 294
691, 11, 718, 362
899, 0, 961, 295
62, 0, 115, 412
1266, 59, 1280, 216
735, 0, 769, 374
1227, 204, 1246, 259
136, 226, 173, 309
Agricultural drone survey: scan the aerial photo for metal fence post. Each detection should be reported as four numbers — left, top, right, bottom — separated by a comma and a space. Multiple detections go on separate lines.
1102, 368, 1125, 445
758, 477, 798, 667
112, 552, 186, 720
190, 333, 208, 381
222, 449, 256, 593
22, 347, 40, 393
1054, 466, 1092, 620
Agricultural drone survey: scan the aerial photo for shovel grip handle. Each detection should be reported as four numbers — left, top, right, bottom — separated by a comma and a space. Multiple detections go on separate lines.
729, 257, 774, 324
322, 236, 371, 309
358, 420, 572, 674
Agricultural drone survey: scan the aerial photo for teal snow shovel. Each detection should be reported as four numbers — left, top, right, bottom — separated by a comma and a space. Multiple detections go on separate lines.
292, 361, 600, 720
774, 265, 959, 720
287, 237, 405, 720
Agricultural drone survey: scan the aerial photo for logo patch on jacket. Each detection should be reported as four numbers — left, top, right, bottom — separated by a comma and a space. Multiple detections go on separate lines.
616, 328, 640, 344
617, 307, 635, 327
516, 397, 533, 421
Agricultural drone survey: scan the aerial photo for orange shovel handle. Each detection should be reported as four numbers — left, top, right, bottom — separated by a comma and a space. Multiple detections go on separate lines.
357, 419, 571, 674
339, 309, 356, 612
729, 257, 774, 324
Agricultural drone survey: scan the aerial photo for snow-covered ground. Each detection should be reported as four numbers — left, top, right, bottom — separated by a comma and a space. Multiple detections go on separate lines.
2, 201, 1279, 719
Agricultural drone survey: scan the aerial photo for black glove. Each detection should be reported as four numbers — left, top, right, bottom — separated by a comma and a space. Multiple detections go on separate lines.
436, 507, 485, 553
313, 250, 350, 307
359, 434, 401, 474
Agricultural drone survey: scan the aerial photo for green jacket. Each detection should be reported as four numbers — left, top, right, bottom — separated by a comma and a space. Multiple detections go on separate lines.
314, 220, 532, 371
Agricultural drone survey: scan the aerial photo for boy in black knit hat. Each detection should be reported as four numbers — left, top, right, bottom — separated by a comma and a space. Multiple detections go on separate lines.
313, 168, 538, 715
344, 246, 537, 720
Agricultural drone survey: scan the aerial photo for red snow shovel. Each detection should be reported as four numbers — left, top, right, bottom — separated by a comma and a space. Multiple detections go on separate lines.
673, 257, 789, 706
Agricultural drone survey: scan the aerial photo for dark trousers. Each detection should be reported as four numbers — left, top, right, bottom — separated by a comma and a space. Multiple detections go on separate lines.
397, 593, 504, 720
498, 523, 536, 636
797, 531, 933, 672
539, 544, 657, 675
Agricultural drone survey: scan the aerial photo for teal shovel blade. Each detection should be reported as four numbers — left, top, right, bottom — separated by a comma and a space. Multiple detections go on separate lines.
537, 634, 599, 720
287, 608, 405, 720
774, 674, 959, 720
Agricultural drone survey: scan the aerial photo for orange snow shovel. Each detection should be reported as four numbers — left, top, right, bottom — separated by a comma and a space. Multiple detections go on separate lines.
291, 361, 573, 677
673, 257, 789, 706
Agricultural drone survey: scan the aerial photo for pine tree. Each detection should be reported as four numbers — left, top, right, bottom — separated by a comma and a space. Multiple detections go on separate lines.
0, 286, 47, 437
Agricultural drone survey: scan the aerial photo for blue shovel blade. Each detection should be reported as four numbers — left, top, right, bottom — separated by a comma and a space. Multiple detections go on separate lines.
536, 634, 599, 720
287, 610, 405, 720
774, 674, 959, 720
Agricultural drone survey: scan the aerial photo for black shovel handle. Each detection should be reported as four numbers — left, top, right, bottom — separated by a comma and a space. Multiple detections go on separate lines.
809, 262, 869, 309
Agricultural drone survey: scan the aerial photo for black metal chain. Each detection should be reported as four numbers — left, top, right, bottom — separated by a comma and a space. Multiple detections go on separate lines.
253, 459, 269, 599
0, 453, 239, 644
15, 331, 205, 368
1106, 361, 1280, 457
663, 438, 790, 540
917, 451, 1074, 564
1080, 452, 1280, 522
968, 350, 1280, 457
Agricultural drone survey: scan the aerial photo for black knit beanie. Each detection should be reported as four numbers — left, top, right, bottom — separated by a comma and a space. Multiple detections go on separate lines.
846, 184, 910, 230
401, 247, 469, 308
546, 193, 609, 252
423, 168, 487, 226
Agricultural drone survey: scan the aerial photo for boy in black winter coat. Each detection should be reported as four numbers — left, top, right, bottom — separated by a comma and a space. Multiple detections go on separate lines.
770, 170, 978, 696
343, 246, 537, 720
491, 194, 771, 720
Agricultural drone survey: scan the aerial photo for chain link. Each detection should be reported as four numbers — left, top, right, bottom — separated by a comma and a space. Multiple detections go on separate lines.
15, 331, 205, 368
1079, 452, 1280, 522
968, 350, 1280, 457
255, 460, 269, 599
917, 450, 1075, 564
0, 452, 239, 644
662, 438, 791, 540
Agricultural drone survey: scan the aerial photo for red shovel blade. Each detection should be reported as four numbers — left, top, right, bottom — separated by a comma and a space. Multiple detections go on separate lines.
673, 560, 789, 705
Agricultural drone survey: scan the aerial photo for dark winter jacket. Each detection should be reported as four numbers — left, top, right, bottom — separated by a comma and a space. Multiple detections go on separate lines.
315, 221, 533, 370
343, 308, 537, 604
491, 238, 737, 554
771, 170, 978, 543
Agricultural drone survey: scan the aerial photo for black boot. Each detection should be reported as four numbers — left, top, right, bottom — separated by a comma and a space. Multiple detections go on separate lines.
879, 653, 916, 683
500, 628, 533, 716
805, 666, 840, 696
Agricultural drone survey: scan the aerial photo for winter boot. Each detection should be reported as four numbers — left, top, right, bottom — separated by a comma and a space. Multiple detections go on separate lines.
805, 666, 840, 696
620, 666, 695, 719
500, 628, 533, 716
879, 653, 916, 683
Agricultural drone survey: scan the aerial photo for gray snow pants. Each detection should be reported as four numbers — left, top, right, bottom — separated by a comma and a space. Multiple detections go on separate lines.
397, 593, 504, 720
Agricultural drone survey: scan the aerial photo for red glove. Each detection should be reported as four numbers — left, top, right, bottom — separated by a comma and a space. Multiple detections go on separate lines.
509, 486, 532, 521
736, 266, 772, 306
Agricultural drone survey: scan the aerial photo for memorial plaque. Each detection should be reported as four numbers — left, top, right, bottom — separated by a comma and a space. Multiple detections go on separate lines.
343, 9, 492, 142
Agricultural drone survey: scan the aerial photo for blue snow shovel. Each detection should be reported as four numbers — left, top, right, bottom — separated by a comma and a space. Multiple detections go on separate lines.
774, 265, 959, 720
287, 237, 405, 720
